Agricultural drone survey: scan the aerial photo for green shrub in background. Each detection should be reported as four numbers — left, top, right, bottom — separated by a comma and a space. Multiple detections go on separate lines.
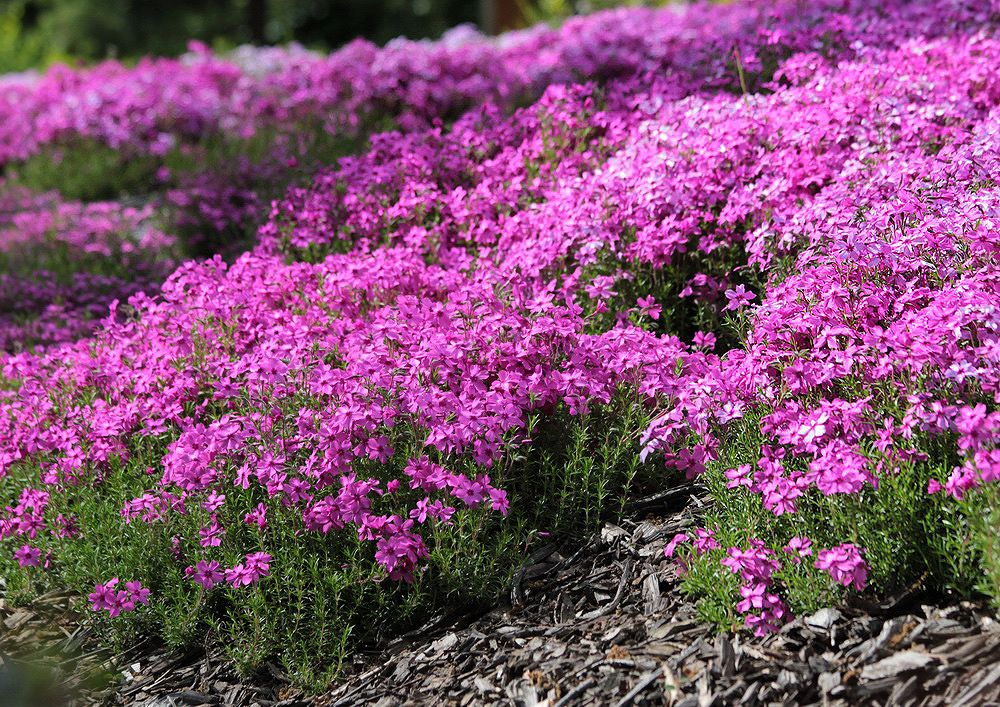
0, 0, 481, 72
520, 0, 673, 25
0, 1, 68, 73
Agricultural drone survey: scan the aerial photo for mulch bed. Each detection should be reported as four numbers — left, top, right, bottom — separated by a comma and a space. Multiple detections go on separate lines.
318, 485, 1000, 707
3, 483, 998, 706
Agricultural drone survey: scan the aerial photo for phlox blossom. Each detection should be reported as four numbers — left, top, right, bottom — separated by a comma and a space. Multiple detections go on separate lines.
814, 544, 867, 590
14, 544, 41, 567
723, 285, 755, 311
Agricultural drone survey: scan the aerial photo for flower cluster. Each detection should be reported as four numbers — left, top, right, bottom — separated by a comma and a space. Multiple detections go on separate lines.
0, 186, 178, 350
88, 579, 151, 617
0, 0, 968, 166
815, 544, 868, 591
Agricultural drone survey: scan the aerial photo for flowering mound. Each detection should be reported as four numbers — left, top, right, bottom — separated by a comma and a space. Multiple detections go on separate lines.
0, 0, 966, 167
0, 187, 178, 350
7, 0, 948, 352
2, 0, 1000, 689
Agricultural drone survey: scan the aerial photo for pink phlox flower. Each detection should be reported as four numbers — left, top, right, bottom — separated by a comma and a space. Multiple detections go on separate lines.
428, 499, 455, 525
723, 285, 755, 311
88, 579, 149, 616
721, 542, 780, 583
245, 552, 271, 576
409, 497, 432, 524
692, 331, 716, 350
360, 435, 393, 463
944, 463, 978, 500
202, 490, 226, 513
692, 528, 720, 554
186, 559, 224, 590
664, 532, 690, 558
716, 401, 745, 424
14, 544, 41, 568
585, 275, 617, 300
375, 528, 428, 583
225, 552, 271, 588
450, 474, 491, 507
489, 487, 510, 515
725, 464, 753, 489
759, 473, 804, 516
244, 502, 268, 529
636, 295, 661, 320
814, 544, 868, 590
199, 516, 225, 548
88, 579, 120, 614
124, 581, 151, 608
782, 536, 813, 564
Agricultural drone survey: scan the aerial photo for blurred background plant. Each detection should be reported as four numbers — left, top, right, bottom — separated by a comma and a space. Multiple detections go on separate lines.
519, 0, 671, 25
0, 0, 69, 72
0, 0, 689, 73
0, 0, 478, 67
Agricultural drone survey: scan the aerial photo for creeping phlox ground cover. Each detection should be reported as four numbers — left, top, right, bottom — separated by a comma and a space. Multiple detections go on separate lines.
1, 0, 1000, 689
1, 0, 926, 353
0, 188, 179, 350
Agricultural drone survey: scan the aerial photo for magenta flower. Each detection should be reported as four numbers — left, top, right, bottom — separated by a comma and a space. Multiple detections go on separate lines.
88, 579, 149, 617
202, 491, 226, 513
815, 544, 868, 590
782, 536, 813, 564
122, 581, 151, 611
186, 560, 225, 590
723, 285, 755, 311
199, 517, 225, 548
663, 532, 690, 558
14, 544, 41, 568
409, 497, 432, 524
636, 295, 661, 320
692, 528, 720, 554
225, 552, 272, 588
692, 331, 716, 350
724, 464, 753, 489
585, 276, 617, 300
88, 579, 120, 614
489, 488, 510, 516
244, 503, 268, 529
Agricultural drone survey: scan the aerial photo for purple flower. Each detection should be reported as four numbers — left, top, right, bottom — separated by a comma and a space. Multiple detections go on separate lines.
88, 579, 148, 617
636, 295, 661, 320
14, 544, 41, 568
186, 560, 225, 590
225, 552, 272, 588
244, 503, 268, 529
199, 517, 225, 548
723, 285, 755, 311
815, 544, 868, 590
663, 532, 689, 558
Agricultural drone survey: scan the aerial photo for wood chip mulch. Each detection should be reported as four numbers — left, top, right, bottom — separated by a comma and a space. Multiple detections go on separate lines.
318, 485, 1000, 707
2, 483, 998, 706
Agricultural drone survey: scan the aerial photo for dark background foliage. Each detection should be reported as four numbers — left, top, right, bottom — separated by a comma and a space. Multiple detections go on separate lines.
0, 0, 481, 69
0, 0, 669, 72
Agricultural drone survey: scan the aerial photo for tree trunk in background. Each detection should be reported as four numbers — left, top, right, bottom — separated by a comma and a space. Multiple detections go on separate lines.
479, 0, 525, 34
247, 0, 268, 44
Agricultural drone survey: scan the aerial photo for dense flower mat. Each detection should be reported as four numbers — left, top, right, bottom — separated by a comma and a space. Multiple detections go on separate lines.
1, 0, 999, 687
8, 0, 959, 352
0, 0, 977, 167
